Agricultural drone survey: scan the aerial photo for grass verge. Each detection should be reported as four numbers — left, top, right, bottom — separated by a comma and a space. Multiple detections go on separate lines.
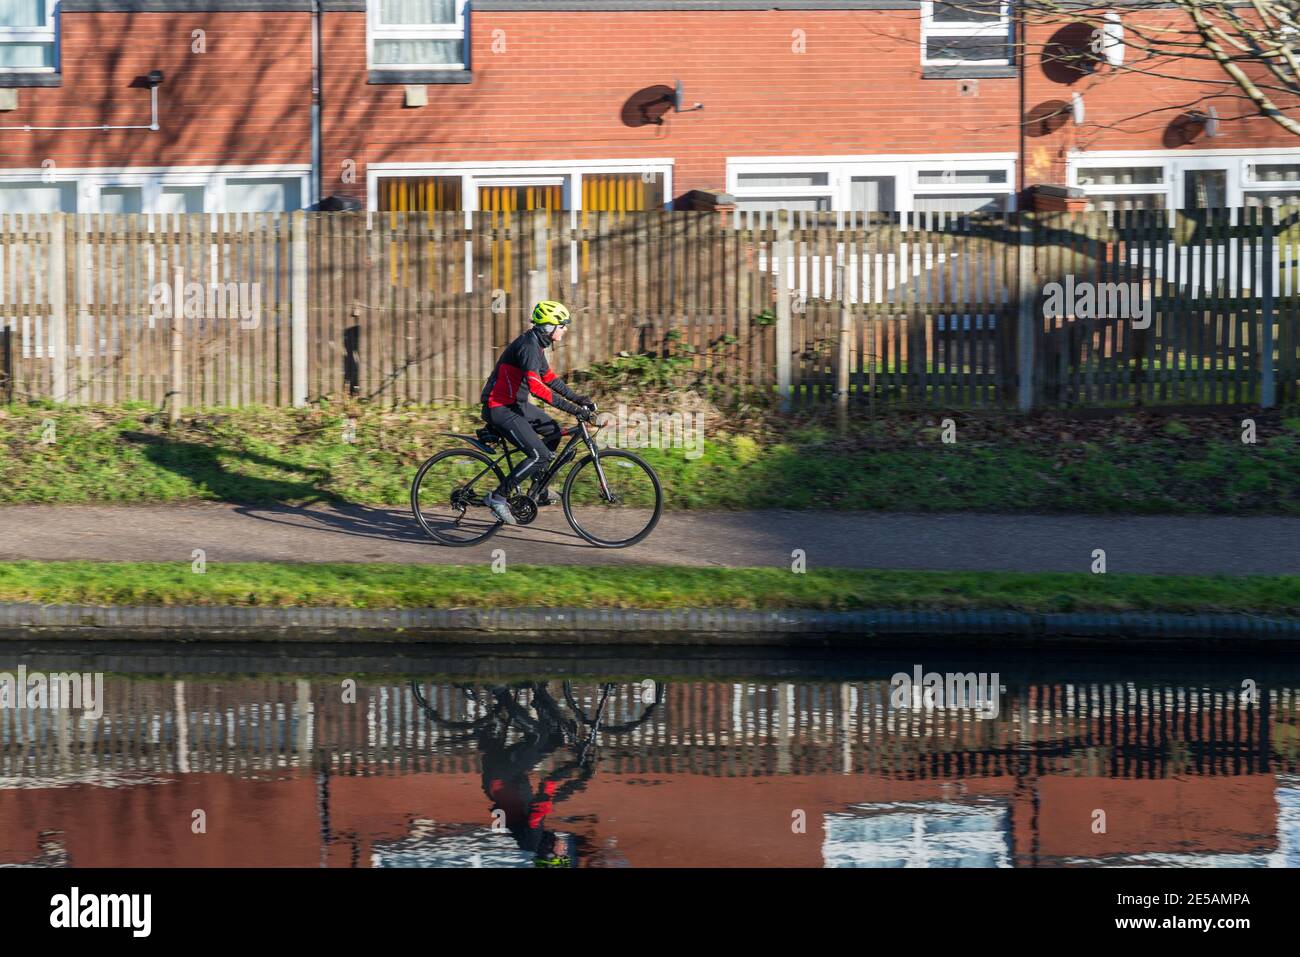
0, 562, 1296, 615
1, 403, 1298, 513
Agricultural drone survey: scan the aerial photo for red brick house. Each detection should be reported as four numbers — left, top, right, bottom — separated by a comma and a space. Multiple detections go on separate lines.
0, 0, 1296, 215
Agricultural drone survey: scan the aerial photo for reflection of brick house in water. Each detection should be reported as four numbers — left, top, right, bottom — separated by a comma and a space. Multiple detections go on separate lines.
0, 679, 1297, 867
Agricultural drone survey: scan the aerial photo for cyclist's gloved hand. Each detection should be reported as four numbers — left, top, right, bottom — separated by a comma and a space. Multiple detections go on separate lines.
576, 406, 597, 423
575, 395, 596, 411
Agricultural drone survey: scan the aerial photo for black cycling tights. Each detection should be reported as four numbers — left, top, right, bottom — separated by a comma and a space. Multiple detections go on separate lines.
486, 403, 561, 497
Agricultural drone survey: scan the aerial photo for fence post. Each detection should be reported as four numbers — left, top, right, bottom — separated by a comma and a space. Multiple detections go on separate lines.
291, 211, 309, 408
48, 214, 68, 403
528, 209, 548, 312
170, 263, 183, 424
835, 262, 850, 434
1017, 210, 1037, 412
776, 211, 792, 412
1260, 206, 1276, 409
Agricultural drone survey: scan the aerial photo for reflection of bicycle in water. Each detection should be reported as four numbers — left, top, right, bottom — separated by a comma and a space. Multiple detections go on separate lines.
411, 680, 665, 867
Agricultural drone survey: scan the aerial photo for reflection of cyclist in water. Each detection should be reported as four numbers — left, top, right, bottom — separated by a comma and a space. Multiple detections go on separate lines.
411, 679, 664, 868
477, 684, 595, 868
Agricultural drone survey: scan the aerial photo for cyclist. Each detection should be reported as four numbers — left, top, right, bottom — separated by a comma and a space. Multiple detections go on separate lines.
480, 301, 597, 526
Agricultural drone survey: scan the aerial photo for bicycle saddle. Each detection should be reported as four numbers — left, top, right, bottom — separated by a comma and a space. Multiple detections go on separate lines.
475, 426, 504, 446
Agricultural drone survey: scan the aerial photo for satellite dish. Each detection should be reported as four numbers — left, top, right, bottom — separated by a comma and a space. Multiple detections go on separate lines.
1204, 105, 1220, 137
673, 78, 703, 114
1071, 92, 1086, 125
1186, 105, 1220, 139
1091, 12, 1125, 68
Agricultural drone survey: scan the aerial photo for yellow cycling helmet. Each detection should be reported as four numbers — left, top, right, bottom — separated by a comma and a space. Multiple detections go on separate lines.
531, 301, 572, 327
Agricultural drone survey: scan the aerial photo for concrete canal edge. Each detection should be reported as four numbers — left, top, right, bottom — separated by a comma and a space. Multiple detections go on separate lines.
0, 603, 1298, 647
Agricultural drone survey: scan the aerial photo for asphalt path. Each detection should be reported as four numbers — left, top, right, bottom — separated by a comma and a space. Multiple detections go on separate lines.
1, 504, 1296, 575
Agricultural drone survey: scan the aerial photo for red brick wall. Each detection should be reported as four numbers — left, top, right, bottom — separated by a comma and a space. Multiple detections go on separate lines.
324, 8, 1300, 206
1022, 11, 1294, 186
1, 9, 1294, 199
322, 9, 1025, 204
0, 13, 311, 170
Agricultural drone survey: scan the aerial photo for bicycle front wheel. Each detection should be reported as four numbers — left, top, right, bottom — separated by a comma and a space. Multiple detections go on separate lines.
561, 448, 662, 548
411, 447, 506, 546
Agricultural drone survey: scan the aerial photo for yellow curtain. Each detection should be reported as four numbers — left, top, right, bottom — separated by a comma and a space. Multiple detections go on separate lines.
378, 177, 464, 288
479, 186, 563, 289
579, 173, 662, 274
379, 177, 463, 212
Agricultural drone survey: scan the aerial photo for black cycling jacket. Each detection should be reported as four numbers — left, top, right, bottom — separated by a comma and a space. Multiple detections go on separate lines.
481, 326, 583, 415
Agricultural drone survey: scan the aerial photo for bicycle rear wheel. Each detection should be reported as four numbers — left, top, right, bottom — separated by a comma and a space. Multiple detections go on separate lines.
561, 449, 662, 548
411, 447, 507, 546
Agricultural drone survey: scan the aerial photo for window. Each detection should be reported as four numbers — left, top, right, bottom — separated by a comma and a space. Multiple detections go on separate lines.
1087, 193, 1166, 212
728, 156, 1016, 215
370, 162, 673, 212
0, 0, 56, 71
850, 176, 895, 213
224, 177, 302, 213
916, 168, 1007, 186
1245, 161, 1300, 208
99, 186, 143, 214
921, 1, 1011, 67
734, 172, 833, 213
0, 168, 307, 213
1072, 151, 1300, 210
0, 180, 75, 212
1076, 166, 1163, 187
912, 166, 1010, 212
581, 172, 665, 212
1073, 163, 1167, 211
379, 175, 463, 211
159, 185, 205, 214
913, 193, 1007, 213
369, 0, 466, 71
1245, 190, 1300, 209
1248, 163, 1300, 182
824, 801, 1011, 868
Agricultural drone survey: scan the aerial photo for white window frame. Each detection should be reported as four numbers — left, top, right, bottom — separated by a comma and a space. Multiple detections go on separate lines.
1069, 148, 1300, 210
155, 179, 211, 215
727, 154, 1017, 214
367, 0, 467, 72
0, 0, 58, 73
1242, 157, 1300, 204
0, 164, 311, 214
366, 159, 675, 212
920, 0, 1011, 68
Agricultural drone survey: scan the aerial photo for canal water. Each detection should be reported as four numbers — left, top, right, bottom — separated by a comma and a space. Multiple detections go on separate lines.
0, 645, 1296, 868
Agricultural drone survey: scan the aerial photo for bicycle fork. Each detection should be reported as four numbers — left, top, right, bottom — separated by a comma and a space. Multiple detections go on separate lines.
581, 430, 613, 502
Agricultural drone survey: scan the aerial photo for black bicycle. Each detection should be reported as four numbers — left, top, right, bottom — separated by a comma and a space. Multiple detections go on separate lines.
409, 680, 666, 744
411, 416, 663, 548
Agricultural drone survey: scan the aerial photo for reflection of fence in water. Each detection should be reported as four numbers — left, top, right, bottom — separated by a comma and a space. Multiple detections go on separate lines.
0, 679, 1295, 781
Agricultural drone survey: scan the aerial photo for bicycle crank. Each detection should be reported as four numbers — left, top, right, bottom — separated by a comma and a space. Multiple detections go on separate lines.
508, 495, 539, 525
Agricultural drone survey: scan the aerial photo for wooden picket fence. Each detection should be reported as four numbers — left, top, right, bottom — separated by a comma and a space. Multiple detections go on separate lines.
0, 208, 1296, 410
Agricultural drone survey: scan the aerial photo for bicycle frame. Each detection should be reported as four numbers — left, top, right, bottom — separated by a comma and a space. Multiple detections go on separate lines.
466, 419, 612, 503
